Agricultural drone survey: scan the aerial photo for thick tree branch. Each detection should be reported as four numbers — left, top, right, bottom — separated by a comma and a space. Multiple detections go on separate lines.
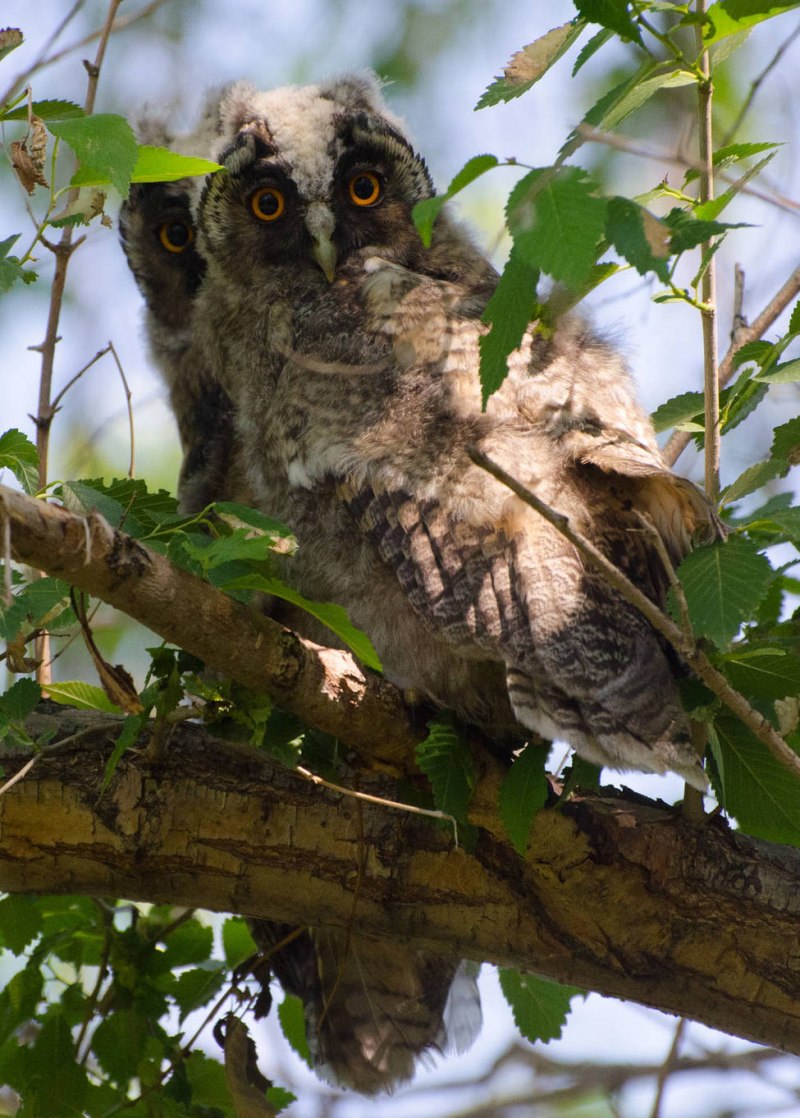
0, 483, 425, 775
2, 707, 800, 1057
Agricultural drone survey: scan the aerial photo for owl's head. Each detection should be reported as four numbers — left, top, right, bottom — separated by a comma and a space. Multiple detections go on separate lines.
197, 72, 437, 284
119, 89, 229, 326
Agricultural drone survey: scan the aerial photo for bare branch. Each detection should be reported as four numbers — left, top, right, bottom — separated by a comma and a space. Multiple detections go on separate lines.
577, 124, 800, 215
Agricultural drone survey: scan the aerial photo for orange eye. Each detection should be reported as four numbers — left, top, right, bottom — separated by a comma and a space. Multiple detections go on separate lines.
250, 186, 285, 221
158, 219, 193, 253
348, 171, 381, 207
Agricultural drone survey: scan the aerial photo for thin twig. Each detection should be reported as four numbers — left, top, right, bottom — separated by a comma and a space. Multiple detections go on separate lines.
108, 340, 136, 479
695, 0, 721, 502
31, 0, 123, 688
0, 0, 85, 108
74, 900, 113, 1064
663, 265, 800, 465
721, 21, 800, 147
0, 0, 171, 107
577, 124, 800, 215
0, 753, 38, 797
468, 447, 800, 781
649, 1018, 687, 1118
296, 765, 460, 847
49, 345, 111, 413
731, 263, 747, 346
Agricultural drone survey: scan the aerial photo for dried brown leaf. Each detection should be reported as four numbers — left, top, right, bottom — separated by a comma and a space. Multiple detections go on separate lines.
504, 23, 577, 86
11, 138, 48, 194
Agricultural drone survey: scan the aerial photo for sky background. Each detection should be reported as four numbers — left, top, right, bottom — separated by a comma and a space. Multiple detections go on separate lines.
3, 2, 800, 1115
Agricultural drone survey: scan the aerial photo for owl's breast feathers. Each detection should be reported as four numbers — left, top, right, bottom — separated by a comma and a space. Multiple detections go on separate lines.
271, 259, 715, 789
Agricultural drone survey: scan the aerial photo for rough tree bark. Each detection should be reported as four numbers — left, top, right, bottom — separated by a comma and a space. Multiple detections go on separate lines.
2, 485, 800, 1057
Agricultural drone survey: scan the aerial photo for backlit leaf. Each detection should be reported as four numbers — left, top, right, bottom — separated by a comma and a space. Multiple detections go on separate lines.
499, 743, 549, 855
709, 717, 800, 845
499, 970, 583, 1043
674, 536, 773, 647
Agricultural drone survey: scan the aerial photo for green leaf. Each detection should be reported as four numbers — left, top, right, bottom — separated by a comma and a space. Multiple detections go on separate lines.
663, 208, 745, 252
0, 577, 80, 639
651, 391, 704, 433
723, 458, 788, 503
91, 1010, 148, 1086
173, 962, 226, 1020
572, 26, 614, 73
0, 428, 40, 494
268, 1085, 297, 1113
605, 196, 671, 281
723, 416, 800, 503
674, 536, 773, 648
0, 895, 43, 953
709, 717, 800, 844
59, 479, 127, 526
771, 414, 800, 461
721, 649, 800, 700
507, 166, 607, 290
415, 711, 477, 846
477, 21, 586, 108
278, 993, 312, 1067
222, 917, 257, 968
49, 113, 138, 196
574, 0, 643, 43
0, 962, 43, 1046
58, 477, 179, 536
479, 246, 539, 404
133, 144, 222, 182
413, 155, 499, 245
220, 572, 382, 671
45, 681, 123, 714
699, 1, 800, 47
498, 743, 549, 855
21, 1009, 90, 1117
694, 152, 775, 221
0, 677, 42, 723
499, 970, 583, 1043
159, 918, 214, 968
754, 358, 800, 383
101, 713, 145, 791
182, 1050, 237, 1114
789, 299, 800, 336
567, 62, 697, 155
0, 235, 35, 293
214, 501, 295, 539
2, 99, 84, 122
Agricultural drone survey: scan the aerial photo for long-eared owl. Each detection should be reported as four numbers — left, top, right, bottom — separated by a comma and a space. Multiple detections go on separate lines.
193, 72, 716, 789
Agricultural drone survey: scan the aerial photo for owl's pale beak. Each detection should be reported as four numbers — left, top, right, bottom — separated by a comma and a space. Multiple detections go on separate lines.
306, 202, 337, 283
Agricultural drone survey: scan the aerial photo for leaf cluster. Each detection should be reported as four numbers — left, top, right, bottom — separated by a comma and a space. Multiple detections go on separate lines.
0, 30, 221, 292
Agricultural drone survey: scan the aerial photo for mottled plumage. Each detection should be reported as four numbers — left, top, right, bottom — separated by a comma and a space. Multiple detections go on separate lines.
193, 73, 715, 787
119, 95, 248, 512
119, 84, 483, 1096
123, 71, 718, 1094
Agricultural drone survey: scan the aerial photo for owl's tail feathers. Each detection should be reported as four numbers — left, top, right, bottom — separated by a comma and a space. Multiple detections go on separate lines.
505, 667, 708, 792
249, 921, 481, 1095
